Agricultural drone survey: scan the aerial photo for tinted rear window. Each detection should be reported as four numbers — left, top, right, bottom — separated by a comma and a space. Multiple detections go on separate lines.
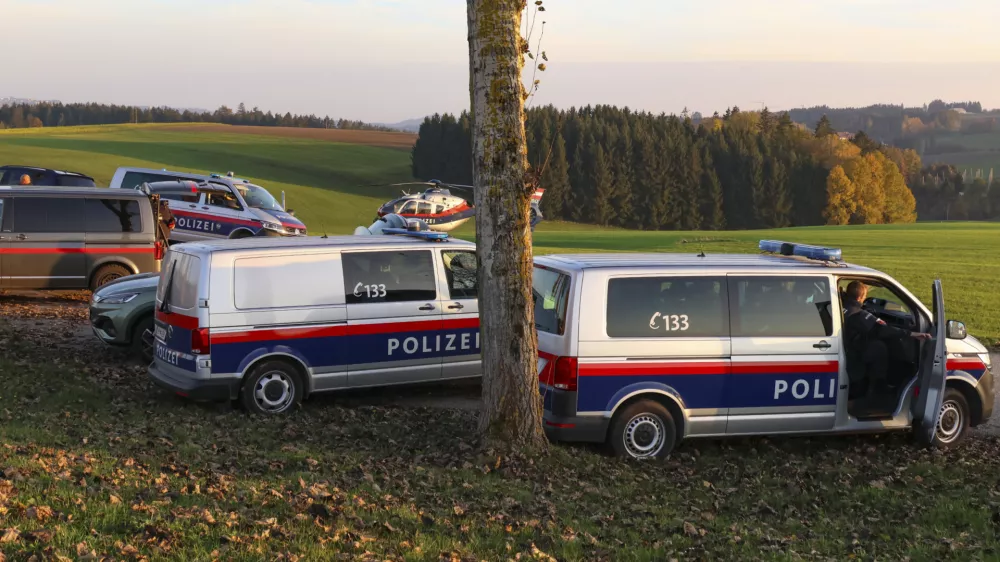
56, 175, 96, 187
158, 251, 201, 310
607, 276, 729, 338
533, 266, 571, 335
85, 198, 142, 233
11, 197, 85, 232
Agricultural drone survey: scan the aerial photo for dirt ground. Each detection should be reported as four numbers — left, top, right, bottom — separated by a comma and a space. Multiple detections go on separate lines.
167, 124, 417, 149
1, 290, 996, 433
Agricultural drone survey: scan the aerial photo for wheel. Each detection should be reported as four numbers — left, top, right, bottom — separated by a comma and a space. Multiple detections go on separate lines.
608, 400, 677, 460
131, 316, 154, 363
933, 387, 971, 448
240, 360, 303, 415
90, 264, 131, 290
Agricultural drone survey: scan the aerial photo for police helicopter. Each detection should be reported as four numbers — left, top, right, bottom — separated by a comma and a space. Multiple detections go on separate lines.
375, 180, 545, 233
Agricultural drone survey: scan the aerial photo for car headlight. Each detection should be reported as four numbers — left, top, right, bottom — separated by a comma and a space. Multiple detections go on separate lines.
94, 292, 140, 304
261, 221, 284, 232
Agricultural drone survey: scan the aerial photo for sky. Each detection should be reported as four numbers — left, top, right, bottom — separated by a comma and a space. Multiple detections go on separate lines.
2, 0, 999, 123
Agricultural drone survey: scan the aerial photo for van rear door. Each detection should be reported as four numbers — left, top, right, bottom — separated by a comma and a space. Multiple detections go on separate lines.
5, 196, 86, 289
153, 250, 204, 374
912, 279, 947, 445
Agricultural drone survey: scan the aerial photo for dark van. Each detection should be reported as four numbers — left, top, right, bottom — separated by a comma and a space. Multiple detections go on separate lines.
0, 187, 164, 290
0, 166, 96, 187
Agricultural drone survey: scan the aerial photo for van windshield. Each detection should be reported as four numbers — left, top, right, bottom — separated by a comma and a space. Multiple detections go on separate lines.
533, 266, 571, 335
237, 183, 283, 212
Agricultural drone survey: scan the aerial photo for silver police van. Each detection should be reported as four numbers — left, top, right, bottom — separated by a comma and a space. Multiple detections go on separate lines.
536, 240, 993, 459
110, 167, 307, 241
148, 218, 480, 414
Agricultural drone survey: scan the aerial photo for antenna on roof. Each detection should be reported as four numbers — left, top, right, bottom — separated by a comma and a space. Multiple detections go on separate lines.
697, 250, 706, 258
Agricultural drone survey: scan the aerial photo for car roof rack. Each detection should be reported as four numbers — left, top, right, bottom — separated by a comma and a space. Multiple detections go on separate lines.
759, 240, 845, 266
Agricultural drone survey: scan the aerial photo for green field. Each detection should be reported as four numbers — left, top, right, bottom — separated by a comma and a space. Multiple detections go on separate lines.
923, 131, 1000, 176
1, 124, 998, 344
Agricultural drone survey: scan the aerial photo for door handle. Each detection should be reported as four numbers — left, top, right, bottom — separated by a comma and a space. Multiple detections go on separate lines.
16, 234, 26, 241
447, 302, 464, 310
419, 304, 435, 311
188, 204, 197, 208
813, 340, 831, 350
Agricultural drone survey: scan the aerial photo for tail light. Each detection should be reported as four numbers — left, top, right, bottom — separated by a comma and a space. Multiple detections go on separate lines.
553, 357, 578, 391
191, 328, 211, 355
154, 240, 165, 261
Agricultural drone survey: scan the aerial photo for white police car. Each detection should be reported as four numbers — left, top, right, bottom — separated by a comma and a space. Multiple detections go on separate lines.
148, 215, 480, 414
111, 167, 306, 242
536, 240, 993, 459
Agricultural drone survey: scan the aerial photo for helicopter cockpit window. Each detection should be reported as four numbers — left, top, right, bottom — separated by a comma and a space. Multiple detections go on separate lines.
397, 200, 418, 214
416, 202, 432, 215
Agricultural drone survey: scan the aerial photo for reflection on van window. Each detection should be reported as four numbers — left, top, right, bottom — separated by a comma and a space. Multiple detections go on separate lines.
342, 251, 436, 304
86, 199, 141, 233
443, 251, 478, 299
606, 276, 729, 338
533, 267, 570, 335
731, 276, 833, 337
159, 251, 201, 310
11, 197, 85, 232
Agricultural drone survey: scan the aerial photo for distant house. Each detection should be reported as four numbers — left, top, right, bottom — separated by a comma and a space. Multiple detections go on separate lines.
836, 132, 855, 141
951, 107, 968, 114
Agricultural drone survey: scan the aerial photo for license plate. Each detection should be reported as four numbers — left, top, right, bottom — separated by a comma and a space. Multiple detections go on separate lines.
154, 325, 167, 341
155, 341, 182, 366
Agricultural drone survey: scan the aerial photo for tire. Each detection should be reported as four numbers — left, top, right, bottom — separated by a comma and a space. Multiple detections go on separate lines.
131, 315, 154, 363
90, 264, 131, 290
240, 360, 303, 415
608, 399, 677, 460
933, 387, 971, 448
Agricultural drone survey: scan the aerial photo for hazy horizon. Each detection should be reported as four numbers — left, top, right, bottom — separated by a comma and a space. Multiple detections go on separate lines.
4, 0, 999, 123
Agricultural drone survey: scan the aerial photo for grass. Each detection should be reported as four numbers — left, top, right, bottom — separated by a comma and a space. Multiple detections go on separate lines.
2, 124, 1000, 559
1, 318, 1000, 561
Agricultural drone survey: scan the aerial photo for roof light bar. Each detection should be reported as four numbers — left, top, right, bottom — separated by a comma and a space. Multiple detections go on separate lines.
382, 228, 449, 241
759, 240, 842, 262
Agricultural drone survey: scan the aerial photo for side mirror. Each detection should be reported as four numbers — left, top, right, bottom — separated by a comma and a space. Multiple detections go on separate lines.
946, 320, 967, 340
286, 209, 295, 216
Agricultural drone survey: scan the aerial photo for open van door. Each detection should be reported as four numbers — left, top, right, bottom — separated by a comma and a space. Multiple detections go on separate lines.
912, 279, 947, 446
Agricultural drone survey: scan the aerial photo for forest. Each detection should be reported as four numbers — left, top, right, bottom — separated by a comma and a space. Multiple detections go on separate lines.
411, 105, 1000, 230
0, 102, 396, 132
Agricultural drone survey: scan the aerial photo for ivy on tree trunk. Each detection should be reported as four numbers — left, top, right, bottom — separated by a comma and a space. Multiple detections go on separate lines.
467, 0, 548, 452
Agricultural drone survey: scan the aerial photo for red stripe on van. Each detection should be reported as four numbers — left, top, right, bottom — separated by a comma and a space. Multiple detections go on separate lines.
731, 361, 839, 375
0, 247, 154, 255
578, 361, 730, 377
156, 309, 199, 330
947, 358, 985, 372
212, 324, 348, 345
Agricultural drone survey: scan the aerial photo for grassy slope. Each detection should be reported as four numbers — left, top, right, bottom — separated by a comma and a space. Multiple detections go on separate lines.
923, 131, 1000, 174
1, 124, 998, 343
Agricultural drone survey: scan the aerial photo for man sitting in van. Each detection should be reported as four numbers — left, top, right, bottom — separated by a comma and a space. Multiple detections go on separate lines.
844, 281, 930, 406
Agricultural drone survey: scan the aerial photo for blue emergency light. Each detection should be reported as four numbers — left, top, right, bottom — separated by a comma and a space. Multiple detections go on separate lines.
383, 228, 449, 241
759, 240, 842, 262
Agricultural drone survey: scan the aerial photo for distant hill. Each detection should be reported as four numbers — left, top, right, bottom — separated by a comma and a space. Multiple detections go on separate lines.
380, 118, 424, 133
0, 96, 61, 106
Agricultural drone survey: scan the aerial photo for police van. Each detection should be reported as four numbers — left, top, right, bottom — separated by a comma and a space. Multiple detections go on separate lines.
110, 167, 307, 242
147, 217, 480, 414
535, 241, 993, 459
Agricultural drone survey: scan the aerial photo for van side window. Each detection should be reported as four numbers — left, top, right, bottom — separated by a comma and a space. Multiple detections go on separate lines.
606, 276, 729, 338
85, 199, 142, 233
342, 251, 436, 304
730, 276, 833, 337
206, 190, 242, 211
443, 251, 478, 299
122, 171, 179, 190
11, 197, 85, 232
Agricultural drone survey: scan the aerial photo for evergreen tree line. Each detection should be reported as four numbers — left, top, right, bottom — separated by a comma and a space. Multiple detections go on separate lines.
0, 102, 398, 132
412, 105, 926, 231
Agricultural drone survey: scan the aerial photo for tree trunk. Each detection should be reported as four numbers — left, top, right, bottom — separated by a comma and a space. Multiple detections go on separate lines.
467, 0, 547, 452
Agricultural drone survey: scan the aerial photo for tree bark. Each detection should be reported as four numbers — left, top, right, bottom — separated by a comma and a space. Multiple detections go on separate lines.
467, 0, 547, 452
